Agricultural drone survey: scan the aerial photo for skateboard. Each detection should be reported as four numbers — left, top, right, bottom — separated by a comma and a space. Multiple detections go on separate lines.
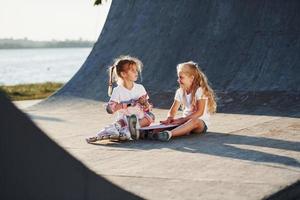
138, 124, 179, 139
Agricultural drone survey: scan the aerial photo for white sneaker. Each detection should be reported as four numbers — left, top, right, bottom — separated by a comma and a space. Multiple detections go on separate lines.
156, 131, 172, 142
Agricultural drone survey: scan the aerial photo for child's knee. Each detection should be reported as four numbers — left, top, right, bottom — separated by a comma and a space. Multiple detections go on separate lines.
190, 118, 202, 128
145, 112, 155, 124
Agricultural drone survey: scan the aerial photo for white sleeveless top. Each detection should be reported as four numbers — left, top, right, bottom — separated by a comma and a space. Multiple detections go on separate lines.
174, 87, 210, 128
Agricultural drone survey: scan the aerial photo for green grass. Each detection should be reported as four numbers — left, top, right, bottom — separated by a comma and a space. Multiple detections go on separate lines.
0, 82, 64, 101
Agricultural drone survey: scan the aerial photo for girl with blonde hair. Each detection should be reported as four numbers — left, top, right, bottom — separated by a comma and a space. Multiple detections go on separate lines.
156, 61, 217, 141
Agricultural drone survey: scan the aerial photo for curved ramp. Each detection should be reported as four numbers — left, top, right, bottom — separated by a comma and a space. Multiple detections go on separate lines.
0, 92, 140, 199
44, 0, 300, 113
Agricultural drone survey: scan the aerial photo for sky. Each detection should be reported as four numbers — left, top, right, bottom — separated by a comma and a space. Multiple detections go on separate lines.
0, 0, 111, 41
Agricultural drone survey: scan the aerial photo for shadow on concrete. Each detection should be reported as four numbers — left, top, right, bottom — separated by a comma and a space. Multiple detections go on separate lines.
264, 180, 300, 200
0, 93, 141, 200
92, 132, 300, 168
213, 91, 300, 118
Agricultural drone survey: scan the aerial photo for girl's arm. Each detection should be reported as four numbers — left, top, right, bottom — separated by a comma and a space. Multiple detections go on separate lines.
106, 100, 132, 114
160, 100, 181, 124
171, 99, 206, 124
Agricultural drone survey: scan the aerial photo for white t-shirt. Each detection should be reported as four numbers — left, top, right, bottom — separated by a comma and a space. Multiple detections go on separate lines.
109, 83, 148, 120
174, 87, 210, 128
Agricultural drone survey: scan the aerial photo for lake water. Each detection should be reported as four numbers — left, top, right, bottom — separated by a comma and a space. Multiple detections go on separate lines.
0, 48, 92, 86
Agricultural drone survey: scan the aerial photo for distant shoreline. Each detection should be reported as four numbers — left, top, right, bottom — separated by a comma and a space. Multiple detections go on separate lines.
0, 46, 93, 50
0, 82, 64, 101
0, 38, 95, 49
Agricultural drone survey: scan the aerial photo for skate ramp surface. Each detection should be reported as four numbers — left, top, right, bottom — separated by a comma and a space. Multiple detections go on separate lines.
39, 0, 300, 116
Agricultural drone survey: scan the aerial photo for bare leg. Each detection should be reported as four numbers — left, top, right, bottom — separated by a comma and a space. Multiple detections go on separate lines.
139, 117, 151, 127
171, 118, 205, 137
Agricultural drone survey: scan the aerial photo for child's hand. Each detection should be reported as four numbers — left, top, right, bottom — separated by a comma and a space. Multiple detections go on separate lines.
136, 95, 152, 111
160, 117, 174, 125
137, 95, 148, 105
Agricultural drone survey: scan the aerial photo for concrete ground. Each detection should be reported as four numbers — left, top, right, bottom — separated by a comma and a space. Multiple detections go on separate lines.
16, 100, 300, 200
13, 99, 42, 109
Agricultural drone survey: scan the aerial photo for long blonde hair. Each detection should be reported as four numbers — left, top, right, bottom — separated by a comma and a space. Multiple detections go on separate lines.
177, 61, 217, 113
107, 55, 143, 96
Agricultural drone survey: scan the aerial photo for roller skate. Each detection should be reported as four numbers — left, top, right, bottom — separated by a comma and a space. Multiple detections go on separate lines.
127, 114, 140, 140
86, 123, 131, 143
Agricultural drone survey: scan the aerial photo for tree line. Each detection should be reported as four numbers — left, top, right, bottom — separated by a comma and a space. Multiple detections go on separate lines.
0, 38, 95, 49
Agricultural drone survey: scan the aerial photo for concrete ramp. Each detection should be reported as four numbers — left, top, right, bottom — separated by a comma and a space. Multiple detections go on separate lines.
0, 93, 140, 200
43, 0, 300, 114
